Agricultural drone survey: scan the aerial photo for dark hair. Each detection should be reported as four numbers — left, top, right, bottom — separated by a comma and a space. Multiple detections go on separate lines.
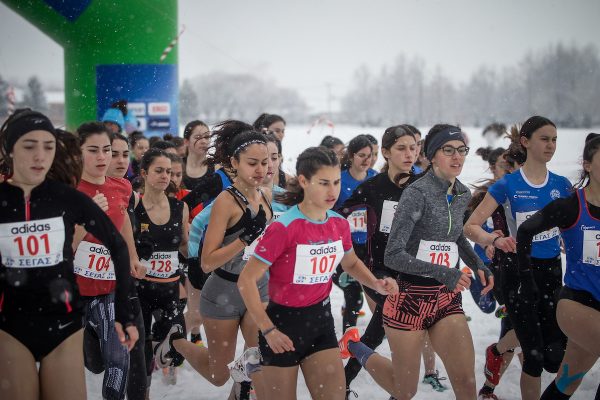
111, 99, 128, 116
421, 124, 459, 171
380, 125, 416, 179
110, 132, 129, 146
227, 131, 268, 171
152, 140, 177, 151
340, 134, 373, 170
140, 148, 170, 172
585, 133, 600, 143
76, 121, 111, 146
263, 133, 282, 154
205, 120, 255, 168
507, 116, 556, 164
576, 135, 600, 188
253, 113, 286, 131
170, 136, 184, 147
130, 132, 148, 148
167, 152, 184, 165
148, 136, 162, 148
476, 147, 506, 166
364, 134, 378, 145
320, 135, 344, 149
404, 124, 422, 137
0, 110, 82, 187
275, 147, 339, 206
482, 123, 506, 138
183, 120, 209, 140
50, 128, 83, 187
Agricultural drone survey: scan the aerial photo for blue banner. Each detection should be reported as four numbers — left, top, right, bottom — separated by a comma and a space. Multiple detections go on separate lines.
96, 64, 178, 137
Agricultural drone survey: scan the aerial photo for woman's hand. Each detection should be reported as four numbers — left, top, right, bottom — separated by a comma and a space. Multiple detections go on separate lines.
264, 328, 295, 354
373, 277, 399, 295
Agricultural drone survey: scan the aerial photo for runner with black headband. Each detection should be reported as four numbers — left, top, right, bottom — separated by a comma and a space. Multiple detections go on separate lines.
0, 109, 138, 400
335, 124, 492, 399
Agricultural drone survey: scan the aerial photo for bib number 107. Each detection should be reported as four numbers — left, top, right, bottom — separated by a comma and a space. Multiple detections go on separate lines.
429, 252, 451, 268
310, 255, 337, 274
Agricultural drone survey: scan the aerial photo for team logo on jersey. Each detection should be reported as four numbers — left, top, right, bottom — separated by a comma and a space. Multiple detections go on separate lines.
140, 223, 149, 232
550, 189, 561, 200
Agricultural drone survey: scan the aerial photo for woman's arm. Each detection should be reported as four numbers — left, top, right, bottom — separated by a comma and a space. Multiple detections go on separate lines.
121, 213, 146, 279
200, 193, 245, 272
464, 193, 516, 253
179, 203, 190, 258
238, 257, 294, 353
341, 250, 398, 295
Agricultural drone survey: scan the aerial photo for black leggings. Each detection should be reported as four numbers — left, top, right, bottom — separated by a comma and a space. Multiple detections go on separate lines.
332, 265, 363, 331
137, 279, 186, 377
344, 269, 389, 387
502, 254, 566, 377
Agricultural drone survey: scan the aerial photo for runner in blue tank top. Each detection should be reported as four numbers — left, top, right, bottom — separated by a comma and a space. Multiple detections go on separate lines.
518, 135, 600, 400
465, 116, 571, 400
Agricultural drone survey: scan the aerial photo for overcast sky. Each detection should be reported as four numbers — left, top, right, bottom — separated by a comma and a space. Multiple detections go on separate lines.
1, 0, 599, 112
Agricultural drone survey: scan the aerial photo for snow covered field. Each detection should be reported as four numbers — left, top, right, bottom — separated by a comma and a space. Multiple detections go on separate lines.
87, 124, 599, 399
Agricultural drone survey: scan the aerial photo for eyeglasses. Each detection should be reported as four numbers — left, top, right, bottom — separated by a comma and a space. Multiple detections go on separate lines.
440, 145, 469, 156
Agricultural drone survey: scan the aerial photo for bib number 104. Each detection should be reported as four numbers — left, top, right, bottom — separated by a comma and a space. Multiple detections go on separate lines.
310, 254, 337, 274
14, 234, 50, 256
429, 252, 451, 268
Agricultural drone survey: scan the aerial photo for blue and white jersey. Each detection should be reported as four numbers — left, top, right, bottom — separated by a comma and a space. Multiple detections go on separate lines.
561, 189, 600, 302
335, 169, 377, 210
488, 169, 571, 259
474, 218, 494, 264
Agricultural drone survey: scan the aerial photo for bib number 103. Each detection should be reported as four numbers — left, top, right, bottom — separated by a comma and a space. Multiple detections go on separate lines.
310, 254, 337, 274
429, 252, 450, 267
14, 234, 50, 256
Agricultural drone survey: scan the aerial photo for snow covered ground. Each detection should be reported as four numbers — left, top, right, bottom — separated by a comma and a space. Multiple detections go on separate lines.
87, 124, 599, 399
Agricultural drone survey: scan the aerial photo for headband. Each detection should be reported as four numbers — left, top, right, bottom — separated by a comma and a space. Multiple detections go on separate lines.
232, 139, 266, 156
3, 111, 56, 154
425, 127, 466, 161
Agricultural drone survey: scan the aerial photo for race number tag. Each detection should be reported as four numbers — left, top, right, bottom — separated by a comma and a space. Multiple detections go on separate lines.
415, 240, 459, 268
348, 209, 367, 233
379, 200, 398, 233
582, 230, 600, 266
516, 211, 560, 242
74, 241, 115, 280
0, 217, 65, 268
142, 251, 179, 278
292, 240, 344, 285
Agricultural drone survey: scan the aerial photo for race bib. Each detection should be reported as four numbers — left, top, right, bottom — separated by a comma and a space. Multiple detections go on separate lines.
379, 200, 398, 233
0, 217, 65, 268
73, 241, 115, 280
142, 251, 180, 278
516, 211, 560, 242
292, 240, 344, 285
582, 230, 600, 266
348, 209, 367, 233
272, 211, 284, 221
415, 240, 459, 268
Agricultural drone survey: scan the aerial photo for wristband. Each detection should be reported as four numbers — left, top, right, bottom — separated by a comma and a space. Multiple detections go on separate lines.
261, 326, 277, 336
491, 235, 501, 248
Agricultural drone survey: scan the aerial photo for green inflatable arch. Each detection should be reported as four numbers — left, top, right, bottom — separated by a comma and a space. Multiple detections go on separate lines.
2, 0, 179, 134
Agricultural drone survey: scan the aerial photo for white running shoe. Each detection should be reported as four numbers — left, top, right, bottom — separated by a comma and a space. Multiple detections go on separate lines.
228, 347, 261, 383
154, 324, 183, 368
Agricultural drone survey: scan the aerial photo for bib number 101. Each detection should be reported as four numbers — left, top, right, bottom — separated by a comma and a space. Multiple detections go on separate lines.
310, 255, 337, 274
14, 234, 50, 256
429, 252, 451, 267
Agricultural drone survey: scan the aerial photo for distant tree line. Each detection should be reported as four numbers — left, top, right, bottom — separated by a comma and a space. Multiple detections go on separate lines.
339, 43, 600, 128
0, 75, 48, 119
179, 73, 309, 124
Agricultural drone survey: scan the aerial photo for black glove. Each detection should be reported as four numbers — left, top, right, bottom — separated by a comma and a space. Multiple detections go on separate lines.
517, 270, 540, 305
136, 231, 155, 261
239, 205, 267, 246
